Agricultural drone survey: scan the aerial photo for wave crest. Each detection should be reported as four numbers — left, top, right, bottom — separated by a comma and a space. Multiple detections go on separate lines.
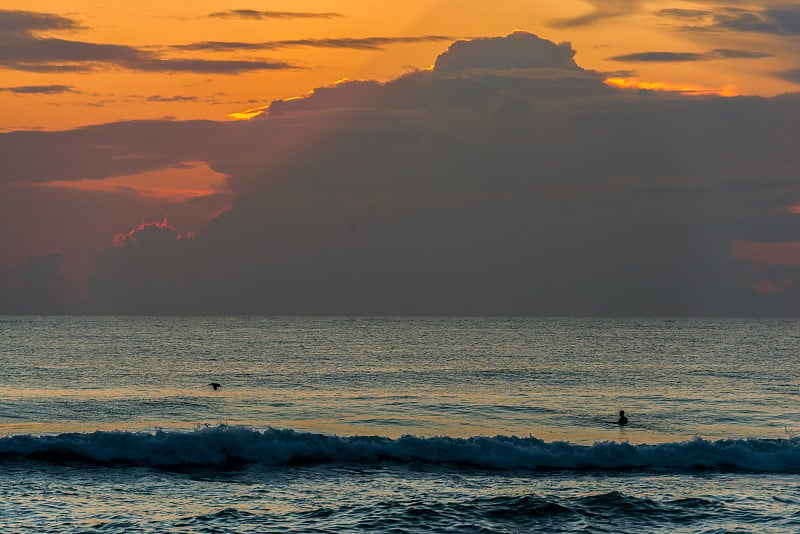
2, 426, 800, 472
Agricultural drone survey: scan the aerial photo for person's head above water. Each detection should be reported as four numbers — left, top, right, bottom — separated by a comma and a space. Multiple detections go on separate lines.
617, 410, 628, 426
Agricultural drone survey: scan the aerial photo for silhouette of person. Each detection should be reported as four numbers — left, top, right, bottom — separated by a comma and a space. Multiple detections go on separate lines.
617, 410, 628, 426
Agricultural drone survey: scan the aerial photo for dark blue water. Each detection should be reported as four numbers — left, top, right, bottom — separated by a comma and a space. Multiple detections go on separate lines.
1, 316, 799, 532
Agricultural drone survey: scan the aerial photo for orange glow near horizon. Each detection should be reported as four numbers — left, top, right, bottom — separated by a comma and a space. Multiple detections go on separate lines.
227, 79, 360, 120
604, 78, 740, 97
228, 105, 271, 121
731, 240, 800, 266
37, 162, 229, 201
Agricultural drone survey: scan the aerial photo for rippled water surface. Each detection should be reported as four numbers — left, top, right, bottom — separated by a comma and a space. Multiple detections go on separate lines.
1, 316, 799, 532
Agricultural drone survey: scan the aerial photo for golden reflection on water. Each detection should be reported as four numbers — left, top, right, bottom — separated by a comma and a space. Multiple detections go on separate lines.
0, 385, 783, 445
4, 387, 193, 399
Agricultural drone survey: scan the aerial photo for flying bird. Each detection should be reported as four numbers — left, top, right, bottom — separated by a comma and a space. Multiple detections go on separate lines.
208, 382, 221, 391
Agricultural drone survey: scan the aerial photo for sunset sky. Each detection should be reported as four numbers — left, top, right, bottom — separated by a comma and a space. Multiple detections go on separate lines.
2, 1, 800, 314
3, 0, 800, 131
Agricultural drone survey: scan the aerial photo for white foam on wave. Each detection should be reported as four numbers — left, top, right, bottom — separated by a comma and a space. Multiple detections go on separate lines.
2, 426, 800, 472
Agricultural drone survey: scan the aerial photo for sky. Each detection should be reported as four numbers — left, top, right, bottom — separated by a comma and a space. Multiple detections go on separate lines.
1, 1, 800, 315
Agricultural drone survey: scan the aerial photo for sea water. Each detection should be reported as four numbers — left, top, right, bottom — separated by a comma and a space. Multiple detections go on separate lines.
1, 316, 799, 533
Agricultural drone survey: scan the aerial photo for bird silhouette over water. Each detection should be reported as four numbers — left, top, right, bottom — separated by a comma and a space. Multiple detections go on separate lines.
208, 382, 221, 391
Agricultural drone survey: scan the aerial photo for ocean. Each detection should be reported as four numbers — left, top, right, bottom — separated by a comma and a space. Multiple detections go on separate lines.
1, 316, 799, 533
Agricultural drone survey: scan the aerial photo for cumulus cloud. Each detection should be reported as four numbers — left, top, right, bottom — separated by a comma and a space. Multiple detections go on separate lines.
0, 9, 298, 74
3, 32, 800, 315
87, 221, 199, 314
433, 32, 579, 72
112, 219, 193, 248
0, 177, 231, 312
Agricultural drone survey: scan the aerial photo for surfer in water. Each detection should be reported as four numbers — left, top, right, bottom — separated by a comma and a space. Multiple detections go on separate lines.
616, 410, 628, 426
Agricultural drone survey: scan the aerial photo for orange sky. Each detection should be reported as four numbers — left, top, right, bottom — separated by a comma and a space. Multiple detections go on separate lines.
3, 0, 795, 208
2, 1, 800, 314
2, 1, 798, 132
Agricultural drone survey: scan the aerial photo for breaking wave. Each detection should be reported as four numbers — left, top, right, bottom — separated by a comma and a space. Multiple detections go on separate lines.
2, 426, 800, 472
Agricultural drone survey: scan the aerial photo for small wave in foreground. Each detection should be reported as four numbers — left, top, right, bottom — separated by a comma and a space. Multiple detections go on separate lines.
166, 493, 748, 534
2, 426, 800, 472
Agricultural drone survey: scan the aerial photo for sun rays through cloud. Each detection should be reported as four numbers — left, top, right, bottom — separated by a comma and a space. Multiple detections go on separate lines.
604, 77, 740, 96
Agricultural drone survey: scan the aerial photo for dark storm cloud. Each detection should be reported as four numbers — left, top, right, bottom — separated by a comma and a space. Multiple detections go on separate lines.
207, 9, 343, 20
610, 49, 771, 62
3, 32, 800, 315
0, 182, 232, 313
0, 253, 67, 314
0, 120, 226, 184
0, 84, 77, 94
551, 0, 644, 27
173, 35, 454, 52
777, 69, 800, 83
0, 10, 298, 74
